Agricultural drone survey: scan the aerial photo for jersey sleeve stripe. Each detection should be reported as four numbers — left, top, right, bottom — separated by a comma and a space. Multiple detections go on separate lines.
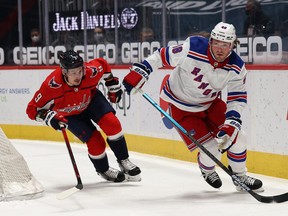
187, 51, 209, 63
224, 64, 242, 74
159, 47, 170, 66
142, 60, 153, 73
163, 80, 216, 108
227, 92, 247, 103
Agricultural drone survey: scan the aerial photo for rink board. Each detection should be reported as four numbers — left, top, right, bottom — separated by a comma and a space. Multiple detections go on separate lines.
0, 66, 288, 179
1, 124, 288, 179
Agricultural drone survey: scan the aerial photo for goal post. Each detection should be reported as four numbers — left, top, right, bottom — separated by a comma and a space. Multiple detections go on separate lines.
0, 127, 44, 201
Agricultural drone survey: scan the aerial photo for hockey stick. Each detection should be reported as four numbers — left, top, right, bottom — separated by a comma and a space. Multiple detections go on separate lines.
140, 90, 288, 203
56, 127, 83, 200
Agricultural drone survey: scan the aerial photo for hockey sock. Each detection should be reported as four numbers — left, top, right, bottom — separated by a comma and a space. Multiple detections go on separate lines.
88, 153, 109, 173
107, 136, 129, 161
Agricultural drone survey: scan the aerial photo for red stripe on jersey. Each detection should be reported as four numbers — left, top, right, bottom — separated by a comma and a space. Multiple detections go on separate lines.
188, 51, 208, 61
160, 48, 169, 66
227, 94, 247, 101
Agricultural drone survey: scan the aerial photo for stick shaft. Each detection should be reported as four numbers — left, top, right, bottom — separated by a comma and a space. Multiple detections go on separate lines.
141, 92, 286, 203
61, 128, 83, 187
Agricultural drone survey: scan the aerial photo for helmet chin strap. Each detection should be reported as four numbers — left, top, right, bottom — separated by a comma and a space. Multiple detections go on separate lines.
62, 72, 82, 87
63, 75, 74, 86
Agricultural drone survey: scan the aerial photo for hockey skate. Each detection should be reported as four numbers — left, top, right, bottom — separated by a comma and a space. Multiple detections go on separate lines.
201, 169, 222, 189
118, 158, 141, 182
229, 166, 264, 192
98, 167, 125, 183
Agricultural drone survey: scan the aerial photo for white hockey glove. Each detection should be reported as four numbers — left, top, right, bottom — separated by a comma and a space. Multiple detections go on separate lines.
216, 117, 241, 153
122, 63, 151, 95
36, 110, 68, 131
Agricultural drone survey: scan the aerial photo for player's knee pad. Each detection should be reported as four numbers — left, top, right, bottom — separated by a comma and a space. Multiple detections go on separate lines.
198, 139, 221, 170
86, 130, 106, 156
98, 112, 123, 137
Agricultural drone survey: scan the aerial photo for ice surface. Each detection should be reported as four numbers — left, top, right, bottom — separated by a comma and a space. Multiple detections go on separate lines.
1, 139, 288, 216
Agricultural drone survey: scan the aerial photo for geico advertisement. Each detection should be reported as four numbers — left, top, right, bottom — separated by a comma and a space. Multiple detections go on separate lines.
0, 35, 285, 65
0, 69, 287, 154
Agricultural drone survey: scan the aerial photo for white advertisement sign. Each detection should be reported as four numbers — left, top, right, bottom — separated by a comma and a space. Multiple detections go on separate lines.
0, 68, 287, 155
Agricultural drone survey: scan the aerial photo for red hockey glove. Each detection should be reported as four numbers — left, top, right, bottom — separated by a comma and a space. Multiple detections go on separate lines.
122, 63, 150, 95
105, 77, 123, 103
36, 110, 68, 131
216, 117, 241, 153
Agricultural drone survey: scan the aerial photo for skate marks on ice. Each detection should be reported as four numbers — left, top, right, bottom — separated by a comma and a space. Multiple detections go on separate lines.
1, 139, 287, 216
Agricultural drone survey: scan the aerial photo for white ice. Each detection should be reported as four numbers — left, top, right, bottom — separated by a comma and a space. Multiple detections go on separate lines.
1, 139, 288, 216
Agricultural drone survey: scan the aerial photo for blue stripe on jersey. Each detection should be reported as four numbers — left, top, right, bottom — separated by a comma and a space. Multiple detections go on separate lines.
230, 68, 240, 74
188, 36, 244, 75
163, 79, 216, 109
221, 63, 242, 75
226, 110, 241, 119
142, 60, 153, 73
187, 53, 210, 64
227, 91, 247, 104
165, 47, 171, 65
163, 86, 203, 108
189, 36, 209, 55
228, 91, 246, 96
227, 51, 245, 74
187, 37, 210, 63
163, 80, 204, 108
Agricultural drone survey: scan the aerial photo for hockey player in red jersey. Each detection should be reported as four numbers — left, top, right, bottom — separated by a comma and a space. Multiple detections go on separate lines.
122, 22, 263, 191
26, 50, 141, 182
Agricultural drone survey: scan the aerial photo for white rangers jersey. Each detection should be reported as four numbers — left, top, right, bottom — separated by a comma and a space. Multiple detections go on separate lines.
142, 36, 247, 119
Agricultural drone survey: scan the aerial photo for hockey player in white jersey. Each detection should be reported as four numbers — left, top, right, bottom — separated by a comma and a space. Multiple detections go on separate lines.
122, 22, 263, 191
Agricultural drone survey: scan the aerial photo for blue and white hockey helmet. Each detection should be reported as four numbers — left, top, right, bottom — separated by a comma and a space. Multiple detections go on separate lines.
210, 22, 236, 44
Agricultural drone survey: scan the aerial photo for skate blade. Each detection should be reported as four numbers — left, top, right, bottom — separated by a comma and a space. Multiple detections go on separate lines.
236, 186, 265, 193
125, 174, 141, 182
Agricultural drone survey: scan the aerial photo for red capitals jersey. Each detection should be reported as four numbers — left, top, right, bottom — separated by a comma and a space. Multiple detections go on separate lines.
26, 58, 112, 120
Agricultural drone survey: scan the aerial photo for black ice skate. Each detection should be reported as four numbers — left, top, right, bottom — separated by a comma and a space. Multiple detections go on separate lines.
98, 167, 125, 182
233, 174, 264, 192
201, 169, 222, 189
233, 175, 264, 192
229, 166, 264, 192
118, 158, 141, 182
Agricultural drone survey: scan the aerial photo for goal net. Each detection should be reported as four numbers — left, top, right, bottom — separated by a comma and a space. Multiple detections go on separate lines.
0, 127, 44, 201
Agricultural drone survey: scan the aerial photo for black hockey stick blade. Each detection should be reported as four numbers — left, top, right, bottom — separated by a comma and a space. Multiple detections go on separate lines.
250, 190, 288, 203
141, 91, 288, 203
272, 192, 288, 203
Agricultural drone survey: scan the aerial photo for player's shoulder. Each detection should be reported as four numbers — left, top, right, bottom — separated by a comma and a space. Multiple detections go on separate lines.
43, 68, 64, 89
228, 51, 245, 69
86, 58, 108, 67
188, 36, 209, 54
227, 51, 246, 76
85, 58, 111, 74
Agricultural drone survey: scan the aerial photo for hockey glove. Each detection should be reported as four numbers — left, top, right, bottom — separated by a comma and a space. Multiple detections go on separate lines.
122, 63, 150, 95
216, 117, 241, 153
36, 110, 68, 131
105, 77, 123, 103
